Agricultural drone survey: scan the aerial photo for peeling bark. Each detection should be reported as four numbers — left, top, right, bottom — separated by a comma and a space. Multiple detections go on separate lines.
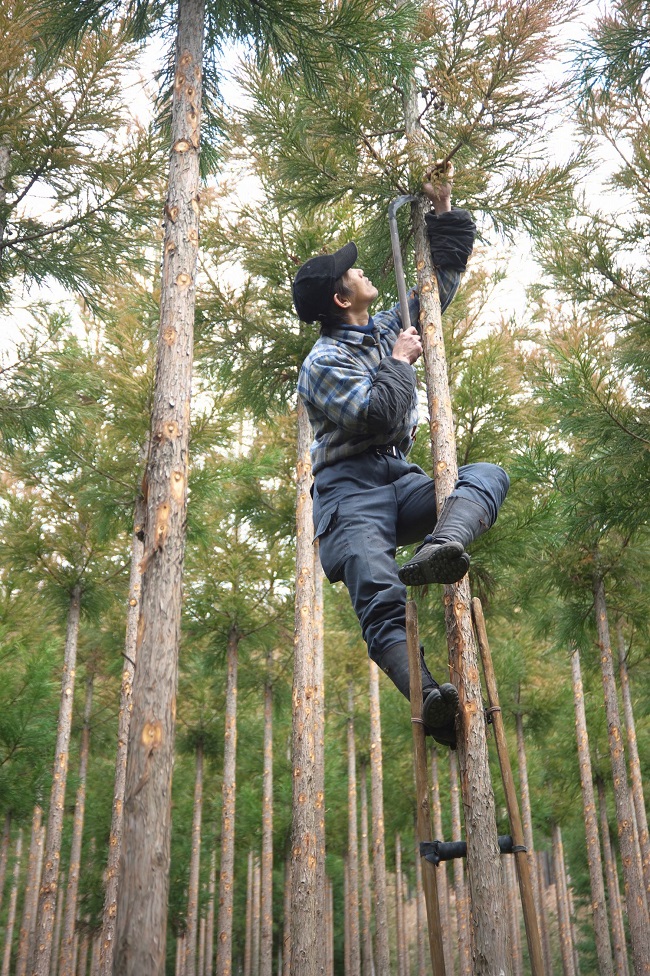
430, 746, 452, 973
449, 750, 471, 976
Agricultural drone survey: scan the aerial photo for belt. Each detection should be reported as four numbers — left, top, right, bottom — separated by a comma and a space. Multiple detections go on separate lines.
373, 444, 402, 458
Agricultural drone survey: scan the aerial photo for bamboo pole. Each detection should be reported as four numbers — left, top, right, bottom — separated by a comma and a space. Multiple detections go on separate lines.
406, 600, 446, 975
472, 598, 545, 976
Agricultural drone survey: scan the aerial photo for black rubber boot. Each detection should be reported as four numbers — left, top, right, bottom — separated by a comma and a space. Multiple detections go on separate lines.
374, 644, 459, 748
398, 495, 491, 586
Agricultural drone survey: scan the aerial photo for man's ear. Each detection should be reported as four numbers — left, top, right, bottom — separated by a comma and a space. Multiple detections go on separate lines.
333, 291, 351, 309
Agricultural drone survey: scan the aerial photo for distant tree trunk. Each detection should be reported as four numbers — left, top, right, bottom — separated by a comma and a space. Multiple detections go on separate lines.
0, 812, 11, 915
395, 835, 409, 976
198, 917, 206, 976
16, 804, 43, 976
450, 749, 471, 976
91, 933, 100, 976
313, 550, 327, 960
359, 762, 374, 976
430, 745, 453, 973
282, 850, 291, 976
617, 621, 650, 909
252, 857, 261, 976
503, 856, 522, 976
570, 646, 613, 975
1, 828, 23, 976
414, 840, 426, 976
551, 824, 575, 976
77, 929, 90, 976
327, 877, 335, 976
215, 624, 240, 976
596, 776, 630, 976
347, 682, 361, 976
368, 661, 390, 976
59, 674, 94, 976
185, 740, 204, 976
535, 853, 553, 976
260, 652, 274, 976
113, 0, 205, 967
412, 180, 509, 976
593, 575, 650, 973
34, 585, 81, 976
245, 850, 253, 976
99, 509, 143, 976
51, 869, 66, 976
289, 399, 319, 976
344, 859, 351, 976
205, 847, 216, 976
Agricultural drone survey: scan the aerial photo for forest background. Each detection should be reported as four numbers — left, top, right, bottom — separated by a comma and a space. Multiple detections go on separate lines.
0, 0, 649, 974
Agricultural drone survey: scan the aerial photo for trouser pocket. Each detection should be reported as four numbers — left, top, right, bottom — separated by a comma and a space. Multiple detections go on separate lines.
314, 504, 350, 583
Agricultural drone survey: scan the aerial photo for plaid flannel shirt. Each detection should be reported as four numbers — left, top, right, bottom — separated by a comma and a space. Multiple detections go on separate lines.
298, 268, 460, 474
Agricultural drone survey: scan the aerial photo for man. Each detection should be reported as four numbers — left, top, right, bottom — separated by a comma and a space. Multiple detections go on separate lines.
293, 178, 509, 747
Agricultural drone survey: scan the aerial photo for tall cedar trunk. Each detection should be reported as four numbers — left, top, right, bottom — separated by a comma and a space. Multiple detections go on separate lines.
551, 824, 576, 976
245, 850, 253, 976
185, 741, 204, 976
515, 704, 549, 975
282, 850, 291, 976
327, 878, 335, 976
0, 812, 11, 915
593, 575, 650, 973
113, 1, 204, 969
16, 804, 43, 976
570, 647, 614, 975
198, 916, 206, 976
312, 550, 327, 960
59, 675, 94, 976
410, 161, 509, 976
449, 750, 471, 976
395, 836, 409, 976
344, 859, 351, 976
91, 934, 100, 976
205, 847, 216, 976
1, 829, 23, 976
430, 746, 453, 973
534, 853, 553, 976
414, 840, 426, 976
359, 762, 374, 976
34, 586, 82, 976
347, 682, 361, 976
596, 776, 630, 976
368, 661, 390, 975
77, 930, 90, 976
289, 399, 319, 976
617, 622, 650, 909
51, 869, 66, 976
252, 857, 261, 976
99, 508, 144, 976
215, 625, 239, 976
260, 653, 274, 976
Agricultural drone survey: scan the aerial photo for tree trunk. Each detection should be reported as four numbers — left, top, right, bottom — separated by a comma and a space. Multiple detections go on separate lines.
347, 682, 361, 976
77, 929, 90, 976
617, 621, 650, 910
34, 585, 82, 976
204, 847, 216, 976
503, 855, 522, 976
596, 776, 630, 976
1, 828, 23, 976
214, 624, 239, 976
16, 804, 43, 976
430, 745, 453, 974
260, 654, 274, 976
0, 812, 11, 915
359, 762, 374, 976
91, 934, 100, 976
185, 740, 204, 976
282, 850, 291, 976
593, 575, 650, 974
570, 646, 614, 975
551, 824, 575, 976
245, 850, 253, 976
412, 176, 509, 976
197, 917, 205, 976
327, 877, 335, 976
51, 869, 66, 976
368, 661, 390, 976
313, 549, 327, 961
59, 674, 94, 976
534, 853, 553, 976
450, 749, 471, 976
99, 509, 144, 976
344, 858, 351, 976
289, 398, 319, 976
252, 857, 261, 976
414, 840, 426, 976
113, 0, 204, 967
395, 837, 409, 976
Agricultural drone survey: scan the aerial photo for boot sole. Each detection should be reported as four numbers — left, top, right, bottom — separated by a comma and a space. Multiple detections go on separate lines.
422, 683, 459, 729
398, 542, 470, 586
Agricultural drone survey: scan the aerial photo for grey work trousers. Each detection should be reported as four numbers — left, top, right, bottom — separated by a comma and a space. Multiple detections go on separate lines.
313, 449, 509, 664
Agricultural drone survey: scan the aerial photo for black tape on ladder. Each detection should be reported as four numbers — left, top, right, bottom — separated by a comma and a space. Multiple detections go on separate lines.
420, 835, 525, 866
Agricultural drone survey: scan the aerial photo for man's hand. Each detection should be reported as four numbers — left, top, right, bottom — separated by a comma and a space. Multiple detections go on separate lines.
423, 161, 454, 214
392, 326, 422, 365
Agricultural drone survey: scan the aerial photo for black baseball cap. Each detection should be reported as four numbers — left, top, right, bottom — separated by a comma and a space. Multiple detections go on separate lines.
292, 241, 358, 323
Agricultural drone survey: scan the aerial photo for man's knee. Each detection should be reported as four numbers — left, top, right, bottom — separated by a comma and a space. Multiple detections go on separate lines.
455, 462, 509, 522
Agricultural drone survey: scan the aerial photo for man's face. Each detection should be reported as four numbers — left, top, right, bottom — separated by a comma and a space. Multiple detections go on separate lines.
338, 267, 379, 314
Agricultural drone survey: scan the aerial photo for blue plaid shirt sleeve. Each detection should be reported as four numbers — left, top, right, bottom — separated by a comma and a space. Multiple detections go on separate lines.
373, 269, 461, 338
299, 347, 376, 434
